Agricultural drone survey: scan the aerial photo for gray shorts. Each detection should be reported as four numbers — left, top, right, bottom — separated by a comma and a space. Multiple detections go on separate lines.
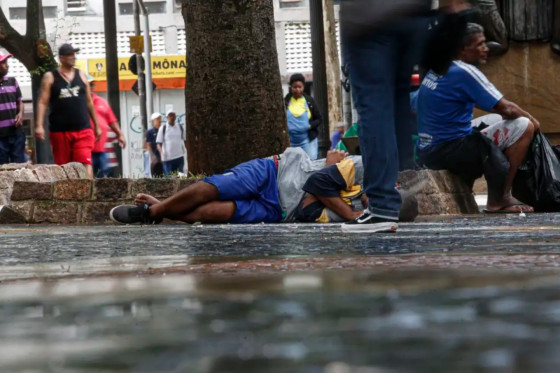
471, 114, 530, 151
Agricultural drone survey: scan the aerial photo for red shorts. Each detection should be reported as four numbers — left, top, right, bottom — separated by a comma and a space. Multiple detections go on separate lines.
50, 128, 95, 165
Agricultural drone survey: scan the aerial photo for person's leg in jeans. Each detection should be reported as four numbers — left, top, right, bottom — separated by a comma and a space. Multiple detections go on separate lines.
0, 136, 10, 164
395, 18, 429, 171
344, 27, 401, 221
9, 132, 26, 163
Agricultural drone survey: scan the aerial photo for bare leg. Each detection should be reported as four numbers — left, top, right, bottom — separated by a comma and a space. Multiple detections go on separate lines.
148, 181, 221, 219
175, 201, 236, 224
302, 194, 362, 221
486, 122, 535, 212
84, 164, 93, 179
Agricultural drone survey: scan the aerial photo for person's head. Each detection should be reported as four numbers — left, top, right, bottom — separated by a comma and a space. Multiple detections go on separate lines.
58, 43, 80, 68
335, 122, 345, 133
0, 53, 13, 78
151, 112, 163, 129
87, 75, 95, 91
289, 73, 306, 99
459, 23, 488, 66
166, 110, 176, 125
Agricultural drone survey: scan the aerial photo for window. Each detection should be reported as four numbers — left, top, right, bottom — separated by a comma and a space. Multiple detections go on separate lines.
67, 0, 88, 15
279, 0, 308, 9
9, 6, 58, 20
119, 1, 167, 15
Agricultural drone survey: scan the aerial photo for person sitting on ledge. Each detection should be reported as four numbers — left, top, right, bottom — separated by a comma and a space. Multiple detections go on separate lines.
110, 148, 399, 226
417, 23, 539, 213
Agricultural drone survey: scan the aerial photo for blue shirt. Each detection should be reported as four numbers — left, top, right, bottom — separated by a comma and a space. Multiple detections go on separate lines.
146, 127, 161, 161
417, 60, 503, 149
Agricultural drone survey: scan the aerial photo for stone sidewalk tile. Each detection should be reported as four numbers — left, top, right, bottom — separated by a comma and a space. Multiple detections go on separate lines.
11, 181, 53, 201
29, 165, 55, 182
131, 178, 178, 198
0, 206, 26, 224
61, 163, 88, 179
33, 201, 81, 224
0, 162, 30, 171
93, 179, 132, 201
82, 202, 122, 224
9, 201, 34, 222
53, 180, 92, 201
45, 165, 68, 180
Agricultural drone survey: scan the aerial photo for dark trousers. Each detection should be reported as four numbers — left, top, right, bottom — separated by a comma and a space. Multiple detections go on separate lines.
92, 152, 110, 178
343, 18, 428, 219
151, 161, 164, 178
418, 131, 509, 196
0, 131, 26, 164
163, 156, 184, 178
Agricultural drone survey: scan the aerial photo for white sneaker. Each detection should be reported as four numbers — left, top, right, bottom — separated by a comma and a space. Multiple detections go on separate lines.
342, 210, 398, 233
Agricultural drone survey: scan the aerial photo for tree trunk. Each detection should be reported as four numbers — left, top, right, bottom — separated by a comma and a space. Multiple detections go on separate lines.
500, 0, 553, 41
323, 0, 342, 134
183, 0, 289, 174
0, 0, 57, 163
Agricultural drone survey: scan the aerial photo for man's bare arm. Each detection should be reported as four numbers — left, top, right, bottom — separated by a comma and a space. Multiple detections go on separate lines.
493, 98, 540, 131
81, 70, 102, 141
35, 72, 54, 140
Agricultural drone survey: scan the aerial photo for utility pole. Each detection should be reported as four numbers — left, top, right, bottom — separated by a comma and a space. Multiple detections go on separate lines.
133, 0, 147, 136
103, 0, 122, 174
309, 0, 330, 157
136, 0, 153, 121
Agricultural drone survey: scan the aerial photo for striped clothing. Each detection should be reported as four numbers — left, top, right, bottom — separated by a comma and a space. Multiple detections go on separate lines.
105, 130, 119, 168
0, 76, 22, 137
417, 60, 504, 149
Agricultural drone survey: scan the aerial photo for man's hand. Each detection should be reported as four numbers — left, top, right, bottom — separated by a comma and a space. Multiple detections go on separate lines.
118, 133, 127, 148
35, 126, 45, 141
325, 149, 349, 166
94, 126, 102, 142
14, 113, 23, 127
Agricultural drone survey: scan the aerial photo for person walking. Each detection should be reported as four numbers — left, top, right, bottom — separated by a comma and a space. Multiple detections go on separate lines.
156, 110, 186, 177
35, 43, 101, 179
284, 73, 322, 160
89, 77, 126, 177
340, 0, 432, 233
0, 53, 25, 164
145, 112, 164, 177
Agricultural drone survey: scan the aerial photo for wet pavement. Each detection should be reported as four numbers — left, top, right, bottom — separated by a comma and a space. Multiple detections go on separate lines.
2, 214, 560, 372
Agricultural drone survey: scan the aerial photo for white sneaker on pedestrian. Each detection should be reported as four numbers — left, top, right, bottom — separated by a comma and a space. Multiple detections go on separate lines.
342, 209, 398, 233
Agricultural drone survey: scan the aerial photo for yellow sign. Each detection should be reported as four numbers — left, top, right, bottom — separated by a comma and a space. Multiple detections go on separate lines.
129, 35, 152, 53
87, 55, 186, 81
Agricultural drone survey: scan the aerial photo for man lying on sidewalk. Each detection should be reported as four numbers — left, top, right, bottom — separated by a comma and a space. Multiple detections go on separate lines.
417, 23, 539, 213
110, 148, 402, 227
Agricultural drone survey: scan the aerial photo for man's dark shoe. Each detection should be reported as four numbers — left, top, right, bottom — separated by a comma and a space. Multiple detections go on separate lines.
110, 203, 161, 225
342, 209, 398, 233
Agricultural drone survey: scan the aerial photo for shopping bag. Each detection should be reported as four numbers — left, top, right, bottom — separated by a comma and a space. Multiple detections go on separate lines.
512, 133, 560, 212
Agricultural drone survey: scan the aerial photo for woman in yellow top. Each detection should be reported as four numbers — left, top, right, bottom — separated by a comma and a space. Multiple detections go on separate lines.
284, 74, 323, 160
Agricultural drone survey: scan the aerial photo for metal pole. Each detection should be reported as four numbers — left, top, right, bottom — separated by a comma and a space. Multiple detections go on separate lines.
103, 0, 123, 175
309, 0, 330, 157
133, 0, 147, 136
136, 0, 153, 121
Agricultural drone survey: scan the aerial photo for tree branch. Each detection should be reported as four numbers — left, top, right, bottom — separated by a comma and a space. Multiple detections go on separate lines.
0, 5, 25, 46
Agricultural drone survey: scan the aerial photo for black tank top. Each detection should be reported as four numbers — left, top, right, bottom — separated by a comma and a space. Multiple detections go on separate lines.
49, 69, 91, 132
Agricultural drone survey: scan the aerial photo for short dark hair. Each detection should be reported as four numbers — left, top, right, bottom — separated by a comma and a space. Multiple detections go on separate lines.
462, 23, 484, 48
289, 73, 305, 86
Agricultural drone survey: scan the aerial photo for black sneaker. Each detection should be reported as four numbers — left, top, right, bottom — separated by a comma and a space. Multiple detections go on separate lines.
342, 209, 398, 233
109, 203, 162, 225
